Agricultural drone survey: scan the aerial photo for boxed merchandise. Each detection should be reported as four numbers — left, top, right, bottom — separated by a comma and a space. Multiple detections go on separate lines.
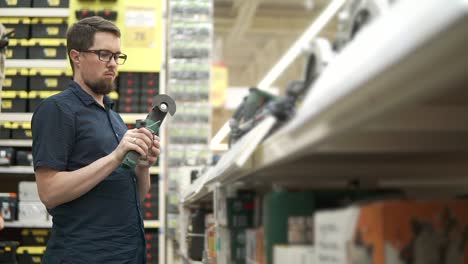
18, 201, 48, 222
0, 147, 15, 166
28, 90, 60, 112
273, 245, 314, 264
119, 72, 140, 89
28, 40, 67, 60
315, 199, 468, 264
18, 181, 40, 201
0, 192, 18, 221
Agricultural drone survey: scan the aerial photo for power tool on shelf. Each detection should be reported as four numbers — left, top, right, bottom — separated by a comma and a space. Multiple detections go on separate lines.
121, 94, 176, 169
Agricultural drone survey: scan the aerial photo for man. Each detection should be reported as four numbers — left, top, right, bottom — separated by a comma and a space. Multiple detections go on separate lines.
31, 16, 159, 263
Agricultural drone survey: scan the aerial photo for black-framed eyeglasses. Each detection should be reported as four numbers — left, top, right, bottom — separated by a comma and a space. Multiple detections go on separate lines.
80, 49, 127, 65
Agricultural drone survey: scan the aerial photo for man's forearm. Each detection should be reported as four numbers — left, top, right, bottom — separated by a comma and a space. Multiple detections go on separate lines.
35, 153, 122, 209
135, 166, 151, 202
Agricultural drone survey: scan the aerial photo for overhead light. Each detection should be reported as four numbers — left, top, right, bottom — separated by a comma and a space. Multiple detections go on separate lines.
210, 0, 347, 148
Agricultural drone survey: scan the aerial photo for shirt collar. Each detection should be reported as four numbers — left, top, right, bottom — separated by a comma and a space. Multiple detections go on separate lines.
70, 81, 115, 110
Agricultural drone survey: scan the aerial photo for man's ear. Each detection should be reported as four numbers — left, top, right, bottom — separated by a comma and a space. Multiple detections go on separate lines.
69, 49, 80, 65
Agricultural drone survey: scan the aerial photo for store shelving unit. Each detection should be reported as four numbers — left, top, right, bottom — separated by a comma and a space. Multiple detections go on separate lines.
181, 0, 468, 206
177, 1, 468, 262
5, 60, 68, 69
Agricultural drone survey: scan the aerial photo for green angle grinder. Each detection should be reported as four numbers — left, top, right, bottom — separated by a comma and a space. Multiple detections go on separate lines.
121, 94, 176, 169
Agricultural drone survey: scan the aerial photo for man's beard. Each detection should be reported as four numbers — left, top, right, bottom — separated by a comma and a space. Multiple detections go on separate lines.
85, 79, 115, 95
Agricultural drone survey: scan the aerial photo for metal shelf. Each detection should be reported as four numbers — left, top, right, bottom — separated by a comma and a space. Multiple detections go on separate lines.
0, 166, 33, 174
0, 8, 69, 17
181, 0, 468, 204
5, 60, 68, 69
0, 113, 149, 123
5, 220, 160, 228
0, 139, 32, 147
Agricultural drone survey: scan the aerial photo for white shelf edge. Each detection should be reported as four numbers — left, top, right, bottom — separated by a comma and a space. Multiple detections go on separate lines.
0, 8, 69, 17
0, 139, 32, 147
0, 113, 32, 122
4, 220, 160, 228
0, 166, 33, 174
5, 60, 68, 69
0, 113, 149, 123
4, 220, 52, 228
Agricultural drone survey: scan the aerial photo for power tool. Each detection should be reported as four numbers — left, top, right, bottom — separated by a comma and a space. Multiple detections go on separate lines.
121, 94, 176, 169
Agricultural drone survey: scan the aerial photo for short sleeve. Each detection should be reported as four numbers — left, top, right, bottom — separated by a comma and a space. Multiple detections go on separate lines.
32, 98, 75, 171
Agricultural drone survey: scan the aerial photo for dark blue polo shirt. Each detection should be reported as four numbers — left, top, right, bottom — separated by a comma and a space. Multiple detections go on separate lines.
32, 81, 146, 264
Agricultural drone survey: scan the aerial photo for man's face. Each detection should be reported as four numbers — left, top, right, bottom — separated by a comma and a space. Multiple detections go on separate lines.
80, 32, 121, 95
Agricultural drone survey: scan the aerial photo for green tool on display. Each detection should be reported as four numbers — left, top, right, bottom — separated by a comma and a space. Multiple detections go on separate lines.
121, 94, 176, 169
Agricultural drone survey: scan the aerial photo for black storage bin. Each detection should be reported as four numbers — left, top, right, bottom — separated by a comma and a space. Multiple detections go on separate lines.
0, 0, 30, 7
10, 122, 31, 139
0, 121, 11, 139
6, 42, 28, 60
119, 72, 140, 89
30, 18, 67, 38
29, 69, 71, 90
0, 241, 19, 264
0, 18, 30, 39
28, 40, 66, 60
27, 90, 60, 112
16, 247, 45, 264
21, 229, 50, 246
3, 69, 29, 90
1, 90, 28, 112
32, 0, 69, 8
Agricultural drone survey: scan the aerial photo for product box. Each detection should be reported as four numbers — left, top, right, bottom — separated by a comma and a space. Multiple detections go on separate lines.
0, 192, 18, 221
18, 201, 48, 222
119, 72, 140, 89
315, 199, 468, 264
18, 181, 40, 201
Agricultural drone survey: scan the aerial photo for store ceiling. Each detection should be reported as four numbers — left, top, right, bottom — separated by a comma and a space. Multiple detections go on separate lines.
213, 0, 338, 91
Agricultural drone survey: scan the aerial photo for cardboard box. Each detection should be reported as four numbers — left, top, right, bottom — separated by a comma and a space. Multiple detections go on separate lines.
315, 199, 468, 264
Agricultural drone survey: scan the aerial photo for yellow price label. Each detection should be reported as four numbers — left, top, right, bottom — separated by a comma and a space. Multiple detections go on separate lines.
6, 0, 17, 6
3, 78, 12, 87
2, 100, 12, 109
45, 78, 58, 87
48, 0, 60, 6
46, 26, 59, 36
44, 48, 57, 58
6, 49, 13, 58
124, 27, 154, 48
